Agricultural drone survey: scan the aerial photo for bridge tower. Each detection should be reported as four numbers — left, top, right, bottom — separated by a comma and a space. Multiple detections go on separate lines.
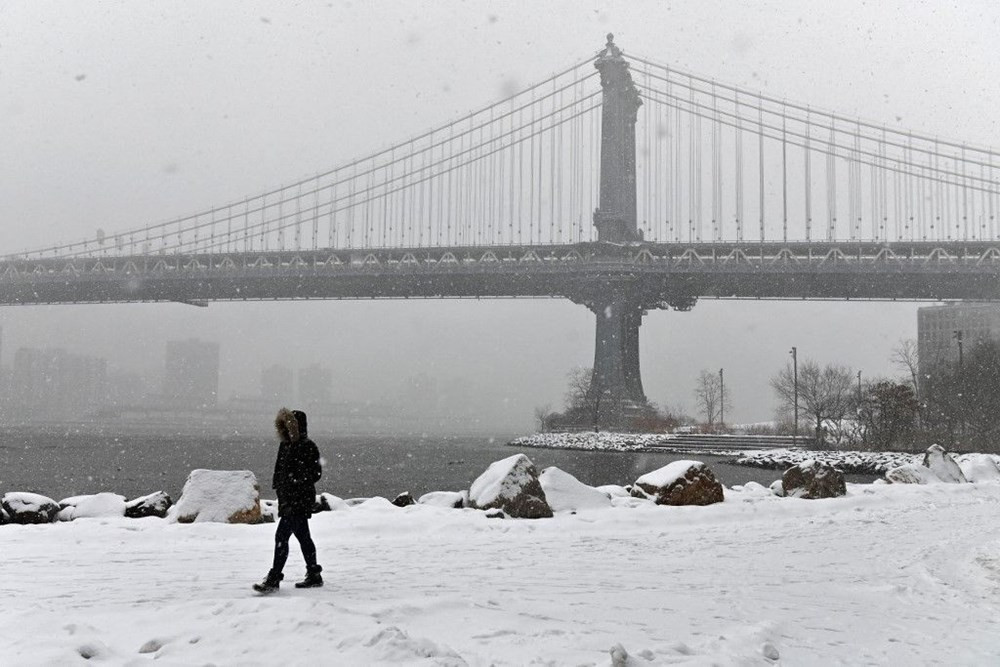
580, 34, 657, 430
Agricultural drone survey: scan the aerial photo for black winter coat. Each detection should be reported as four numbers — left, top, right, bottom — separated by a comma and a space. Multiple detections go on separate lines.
272, 437, 322, 517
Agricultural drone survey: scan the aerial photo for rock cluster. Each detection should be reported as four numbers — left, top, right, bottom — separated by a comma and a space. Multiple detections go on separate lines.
885, 445, 981, 485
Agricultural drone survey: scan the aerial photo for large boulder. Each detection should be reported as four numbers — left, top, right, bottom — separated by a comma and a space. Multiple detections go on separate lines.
57, 493, 127, 521
125, 491, 172, 519
468, 454, 552, 518
172, 469, 263, 524
538, 467, 611, 513
1, 492, 59, 524
959, 455, 1000, 483
923, 445, 967, 483
631, 460, 724, 506
886, 463, 941, 484
417, 490, 468, 509
781, 460, 846, 499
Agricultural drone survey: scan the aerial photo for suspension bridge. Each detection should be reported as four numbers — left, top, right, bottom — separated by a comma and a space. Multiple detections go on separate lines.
3, 35, 998, 427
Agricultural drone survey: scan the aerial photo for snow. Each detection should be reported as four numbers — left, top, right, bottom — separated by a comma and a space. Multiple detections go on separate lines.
886, 463, 942, 485
3, 482, 1000, 663
417, 490, 467, 509
537, 466, 612, 512
170, 469, 261, 523
56, 493, 126, 521
959, 455, 1000, 483
634, 459, 703, 488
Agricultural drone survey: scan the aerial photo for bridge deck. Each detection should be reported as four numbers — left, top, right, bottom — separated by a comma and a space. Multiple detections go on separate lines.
2, 241, 999, 306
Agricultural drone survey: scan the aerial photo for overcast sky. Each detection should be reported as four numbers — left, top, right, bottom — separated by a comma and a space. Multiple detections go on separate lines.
1, 1, 998, 430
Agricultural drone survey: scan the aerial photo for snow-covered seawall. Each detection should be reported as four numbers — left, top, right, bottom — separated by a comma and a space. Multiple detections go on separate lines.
737, 449, 1000, 476
510, 431, 741, 454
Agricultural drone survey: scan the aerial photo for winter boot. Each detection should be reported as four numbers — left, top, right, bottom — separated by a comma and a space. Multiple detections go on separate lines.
252, 570, 283, 594
295, 565, 323, 589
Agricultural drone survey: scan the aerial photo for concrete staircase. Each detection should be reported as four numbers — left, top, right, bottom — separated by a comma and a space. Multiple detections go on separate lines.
646, 434, 807, 451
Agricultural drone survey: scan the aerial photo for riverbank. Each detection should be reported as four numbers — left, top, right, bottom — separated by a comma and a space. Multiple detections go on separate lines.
4, 482, 1000, 664
511, 432, 1000, 478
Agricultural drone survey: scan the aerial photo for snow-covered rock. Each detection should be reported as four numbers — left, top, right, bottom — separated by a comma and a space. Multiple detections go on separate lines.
172, 469, 262, 524
260, 498, 278, 522
885, 463, 942, 484
538, 466, 612, 513
125, 491, 172, 519
781, 460, 846, 499
632, 460, 724, 506
596, 484, 631, 498
391, 492, 415, 507
1, 492, 59, 524
0, 503, 8, 524
57, 493, 126, 521
922, 445, 967, 483
315, 492, 350, 512
468, 454, 552, 518
731, 481, 771, 496
958, 455, 1000, 483
769, 479, 785, 497
417, 491, 468, 509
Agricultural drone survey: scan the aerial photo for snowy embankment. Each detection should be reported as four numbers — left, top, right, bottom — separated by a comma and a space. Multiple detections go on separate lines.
4, 482, 1000, 664
736, 449, 1000, 476
510, 431, 724, 453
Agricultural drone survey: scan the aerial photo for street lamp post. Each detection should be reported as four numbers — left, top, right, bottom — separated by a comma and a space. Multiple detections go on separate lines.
790, 346, 798, 442
719, 368, 725, 428
857, 370, 863, 405
953, 330, 964, 369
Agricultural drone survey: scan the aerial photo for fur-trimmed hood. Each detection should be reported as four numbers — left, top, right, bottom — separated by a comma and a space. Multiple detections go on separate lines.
274, 407, 300, 443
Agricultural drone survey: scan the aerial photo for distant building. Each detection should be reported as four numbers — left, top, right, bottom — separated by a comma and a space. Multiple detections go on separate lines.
9, 347, 108, 418
917, 302, 1000, 370
298, 364, 332, 408
261, 364, 295, 405
163, 339, 220, 409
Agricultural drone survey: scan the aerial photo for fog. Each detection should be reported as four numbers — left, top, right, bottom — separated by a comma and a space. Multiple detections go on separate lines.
1, 1, 998, 431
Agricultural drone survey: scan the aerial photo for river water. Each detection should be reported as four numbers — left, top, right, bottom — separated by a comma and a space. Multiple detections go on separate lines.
0, 425, 875, 502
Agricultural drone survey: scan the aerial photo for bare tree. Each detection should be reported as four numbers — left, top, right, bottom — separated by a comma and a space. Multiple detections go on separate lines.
771, 360, 854, 444
533, 404, 553, 432
564, 366, 592, 411
891, 339, 920, 399
693, 369, 730, 426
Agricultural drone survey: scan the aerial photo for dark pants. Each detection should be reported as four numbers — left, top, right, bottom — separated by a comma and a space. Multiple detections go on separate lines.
271, 514, 317, 574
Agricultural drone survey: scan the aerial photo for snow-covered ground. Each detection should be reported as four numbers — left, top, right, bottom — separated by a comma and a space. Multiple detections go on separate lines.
4, 483, 1000, 664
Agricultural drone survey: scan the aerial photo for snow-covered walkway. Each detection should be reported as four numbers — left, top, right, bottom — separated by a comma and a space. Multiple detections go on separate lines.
4, 483, 1000, 665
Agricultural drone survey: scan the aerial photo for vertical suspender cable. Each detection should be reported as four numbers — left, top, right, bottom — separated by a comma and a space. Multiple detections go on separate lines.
758, 104, 764, 243
804, 110, 812, 241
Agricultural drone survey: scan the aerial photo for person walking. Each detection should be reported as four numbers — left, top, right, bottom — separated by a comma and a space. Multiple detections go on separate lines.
253, 408, 324, 593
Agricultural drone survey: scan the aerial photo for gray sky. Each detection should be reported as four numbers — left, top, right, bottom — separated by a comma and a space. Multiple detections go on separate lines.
1, 1, 998, 430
